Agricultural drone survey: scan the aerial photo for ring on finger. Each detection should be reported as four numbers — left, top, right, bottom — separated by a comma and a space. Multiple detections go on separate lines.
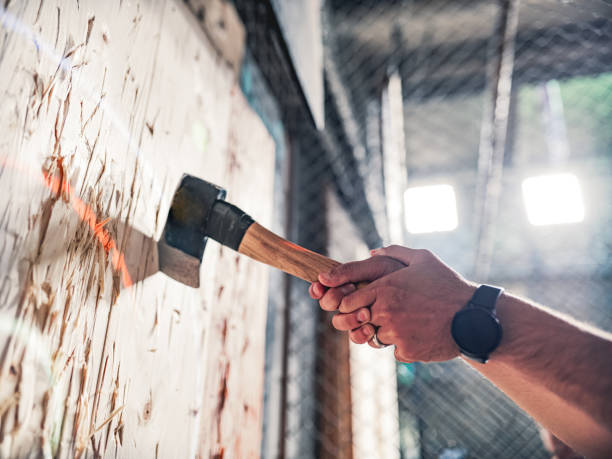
368, 326, 390, 349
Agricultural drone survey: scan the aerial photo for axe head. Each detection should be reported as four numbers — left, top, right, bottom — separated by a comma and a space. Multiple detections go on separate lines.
158, 175, 226, 288
158, 175, 254, 288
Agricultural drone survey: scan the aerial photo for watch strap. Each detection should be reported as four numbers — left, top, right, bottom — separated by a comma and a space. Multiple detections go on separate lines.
469, 285, 503, 312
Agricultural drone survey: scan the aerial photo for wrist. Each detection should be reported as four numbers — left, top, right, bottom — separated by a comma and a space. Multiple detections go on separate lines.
456, 280, 478, 306
444, 282, 478, 360
485, 291, 526, 364
463, 291, 530, 365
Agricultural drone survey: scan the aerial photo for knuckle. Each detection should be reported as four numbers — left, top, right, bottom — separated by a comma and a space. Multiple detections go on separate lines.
386, 327, 400, 341
377, 326, 393, 341
375, 311, 391, 326
340, 291, 362, 312
334, 262, 355, 278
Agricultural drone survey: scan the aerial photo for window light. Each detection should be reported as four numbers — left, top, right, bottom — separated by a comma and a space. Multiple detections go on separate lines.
521, 173, 584, 226
404, 184, 458, 234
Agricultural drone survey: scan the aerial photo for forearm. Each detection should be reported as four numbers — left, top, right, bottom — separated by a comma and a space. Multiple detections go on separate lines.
467, 292, 612, 457
311, 248, 612, 455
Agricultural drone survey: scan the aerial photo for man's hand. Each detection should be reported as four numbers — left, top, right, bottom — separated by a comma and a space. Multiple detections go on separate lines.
311, 245, 612, 457
309, 252, 406, 346
310, 245, 475, 363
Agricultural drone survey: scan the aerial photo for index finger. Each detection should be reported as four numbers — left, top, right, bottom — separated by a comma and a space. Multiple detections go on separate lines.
339, 286, 377, 314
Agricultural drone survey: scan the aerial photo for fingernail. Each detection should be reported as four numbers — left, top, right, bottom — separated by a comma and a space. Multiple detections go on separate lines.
370, 248, 382, 255
340, 284, 355, 295
357, 309, 369, 323
362, 326, 372, 339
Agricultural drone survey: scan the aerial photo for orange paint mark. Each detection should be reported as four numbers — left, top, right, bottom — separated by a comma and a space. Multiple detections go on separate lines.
42, 170, 133, 287
1, 155, 132, 287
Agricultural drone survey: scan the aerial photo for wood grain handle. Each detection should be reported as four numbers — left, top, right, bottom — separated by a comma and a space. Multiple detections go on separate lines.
238, 223, 341, 283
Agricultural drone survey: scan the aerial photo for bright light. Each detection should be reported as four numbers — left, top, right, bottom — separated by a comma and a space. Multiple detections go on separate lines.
522, 173, 584, 226
404, 184, 458, 234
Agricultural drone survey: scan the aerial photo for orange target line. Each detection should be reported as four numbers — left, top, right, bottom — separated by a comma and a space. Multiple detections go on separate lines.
42, 171, 133, 287
2, 157, 133, 287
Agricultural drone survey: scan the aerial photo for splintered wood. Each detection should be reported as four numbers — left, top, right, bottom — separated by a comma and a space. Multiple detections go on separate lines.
0, 1, 274, 457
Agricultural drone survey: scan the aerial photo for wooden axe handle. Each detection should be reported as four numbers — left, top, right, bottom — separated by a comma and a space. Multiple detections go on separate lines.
238, 223, 340, 283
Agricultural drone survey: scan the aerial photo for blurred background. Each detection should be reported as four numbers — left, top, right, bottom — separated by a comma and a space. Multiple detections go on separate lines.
230, 1, 612, 457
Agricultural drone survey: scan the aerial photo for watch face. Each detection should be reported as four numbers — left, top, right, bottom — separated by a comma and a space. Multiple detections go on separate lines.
451, 308, 502, 355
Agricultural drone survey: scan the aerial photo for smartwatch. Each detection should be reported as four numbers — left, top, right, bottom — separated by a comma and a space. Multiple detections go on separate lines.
451, 285, 503, 363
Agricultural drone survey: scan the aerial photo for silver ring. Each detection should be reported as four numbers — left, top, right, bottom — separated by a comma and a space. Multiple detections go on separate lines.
369, 327, 389, 349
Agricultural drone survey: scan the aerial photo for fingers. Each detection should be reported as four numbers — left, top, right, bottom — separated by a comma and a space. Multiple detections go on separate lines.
318, 256, 406, 288
338, 287, 377, 314
371, 245, 421, 266
368, 337, 385, 349
318, 284, 356, 311
331, 307, 370, 331
349, 324, 393, 349
348, 323, 375, 344
308, 282, 326, 299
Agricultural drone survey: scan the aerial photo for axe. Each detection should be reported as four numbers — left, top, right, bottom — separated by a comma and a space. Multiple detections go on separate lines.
157, 174, 340, 287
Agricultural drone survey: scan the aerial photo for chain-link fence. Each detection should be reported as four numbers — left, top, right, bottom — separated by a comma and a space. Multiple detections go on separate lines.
236, 1, 612, 458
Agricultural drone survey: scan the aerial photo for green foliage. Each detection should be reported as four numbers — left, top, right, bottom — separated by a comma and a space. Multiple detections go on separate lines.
560, 73, 612, 157
518, 73, 612, 159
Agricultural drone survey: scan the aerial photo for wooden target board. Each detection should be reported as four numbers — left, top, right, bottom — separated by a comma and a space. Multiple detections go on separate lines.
0, 1, 274, 457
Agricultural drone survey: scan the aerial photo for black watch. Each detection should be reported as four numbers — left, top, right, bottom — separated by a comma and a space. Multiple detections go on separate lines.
451, 285, 503, 363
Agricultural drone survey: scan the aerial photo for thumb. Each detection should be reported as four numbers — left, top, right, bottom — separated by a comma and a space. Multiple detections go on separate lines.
371, 245, 419, 266
318, 256, 404, 287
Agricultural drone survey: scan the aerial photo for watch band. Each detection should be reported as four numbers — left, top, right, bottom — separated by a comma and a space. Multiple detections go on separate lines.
469, 285, 504, 311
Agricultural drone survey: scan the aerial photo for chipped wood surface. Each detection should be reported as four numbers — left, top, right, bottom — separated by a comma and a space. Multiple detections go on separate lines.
0, 1, 274, 457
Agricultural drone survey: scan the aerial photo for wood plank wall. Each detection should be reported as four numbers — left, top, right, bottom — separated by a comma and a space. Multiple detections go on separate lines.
0, 1, 274, 457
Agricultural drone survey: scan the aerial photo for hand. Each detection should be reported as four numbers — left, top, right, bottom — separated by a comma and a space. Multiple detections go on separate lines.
309, 254, 406, 345
312, 245, 476, 363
